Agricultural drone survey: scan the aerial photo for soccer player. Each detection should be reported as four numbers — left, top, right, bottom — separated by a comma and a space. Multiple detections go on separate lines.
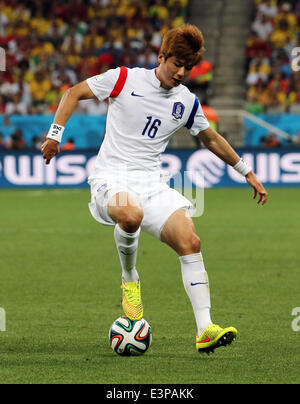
41, 25, 268, 354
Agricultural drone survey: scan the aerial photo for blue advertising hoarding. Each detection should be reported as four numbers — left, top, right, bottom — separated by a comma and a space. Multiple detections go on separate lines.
0, 148, 300, 188
244, 114, 300, 147
2, 114, 300, 149
0, 115, 106, 149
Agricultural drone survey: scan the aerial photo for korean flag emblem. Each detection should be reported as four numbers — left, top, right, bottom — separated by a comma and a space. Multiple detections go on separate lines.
172, 102, 185, 120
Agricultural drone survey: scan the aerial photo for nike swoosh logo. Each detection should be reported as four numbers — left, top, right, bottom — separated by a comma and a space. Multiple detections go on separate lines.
191, 282, 208, 286
199, 336, 210, 343
131, 91, 144, 97
120, 248, 137, 256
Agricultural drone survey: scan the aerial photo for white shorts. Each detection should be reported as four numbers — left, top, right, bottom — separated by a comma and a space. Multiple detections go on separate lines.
88, 172, 196, 240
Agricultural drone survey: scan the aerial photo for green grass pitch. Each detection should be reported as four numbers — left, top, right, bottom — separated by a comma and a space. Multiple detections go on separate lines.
0, 187, 299, 384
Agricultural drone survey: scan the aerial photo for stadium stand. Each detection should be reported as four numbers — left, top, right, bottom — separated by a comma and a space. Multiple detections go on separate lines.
246, 0, 300, 115
0, 0, 299, 150
188, 0, 300, 148
0, 0, 188, 118
0, 0, 205, 149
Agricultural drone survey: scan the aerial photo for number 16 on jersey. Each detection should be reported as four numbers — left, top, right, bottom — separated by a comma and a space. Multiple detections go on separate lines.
142, 116, 161, 139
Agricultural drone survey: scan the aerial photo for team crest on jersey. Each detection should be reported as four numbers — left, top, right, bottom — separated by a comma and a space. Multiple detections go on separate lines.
172, 102, 185, 120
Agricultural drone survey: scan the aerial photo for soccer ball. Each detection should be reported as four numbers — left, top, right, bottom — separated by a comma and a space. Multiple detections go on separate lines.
109, 316, 152, 356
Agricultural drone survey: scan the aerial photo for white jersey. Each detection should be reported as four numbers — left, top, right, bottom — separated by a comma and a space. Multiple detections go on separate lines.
86, 67, 209, 179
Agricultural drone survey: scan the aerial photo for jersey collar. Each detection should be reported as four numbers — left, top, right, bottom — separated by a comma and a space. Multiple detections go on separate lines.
150, 68, 182, 95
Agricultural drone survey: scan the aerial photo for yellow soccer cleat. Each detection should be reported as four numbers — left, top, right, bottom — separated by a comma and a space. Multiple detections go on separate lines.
196, 324, 238, 354
121, 280, 143, 321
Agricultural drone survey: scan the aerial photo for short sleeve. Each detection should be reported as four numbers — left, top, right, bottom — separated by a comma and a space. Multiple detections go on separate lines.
86, 68, 120, 101
185, 96, 210, 136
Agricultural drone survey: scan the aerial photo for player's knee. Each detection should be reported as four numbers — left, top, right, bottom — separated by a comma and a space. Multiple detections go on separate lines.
118, 206, 144, 233
179, 233, 201, 255
188, 233, 201, 254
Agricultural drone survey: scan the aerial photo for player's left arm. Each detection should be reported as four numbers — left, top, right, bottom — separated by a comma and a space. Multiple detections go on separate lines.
198, 126, 268, 205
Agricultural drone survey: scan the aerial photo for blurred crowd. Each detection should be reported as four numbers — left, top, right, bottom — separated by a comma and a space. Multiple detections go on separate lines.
245, 0, 300, 115
0, 0, 188, 117
2, 0, 299, 151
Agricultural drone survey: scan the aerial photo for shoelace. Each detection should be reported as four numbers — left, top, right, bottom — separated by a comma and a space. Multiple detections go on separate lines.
122, 284, 140, 305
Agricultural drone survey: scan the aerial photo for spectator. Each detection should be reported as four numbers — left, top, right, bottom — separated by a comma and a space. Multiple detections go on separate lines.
246, 60, 270, 86
0, 115, 16, 138
268, 69, 290, 93
246, 0, 299, 119
0, 95, 5, 114
264, 82, 287, 113
288, 80, 300, 113
61, 138, 75, 151
0, 0, 190, 116
13, 75, 32, 108
137, 45, 158, 70
8, 129, 26, 150
52, 60, 78, 88
83, 24, 105, 56
30, 69, 52, 107
260, 133, 281, 147
290, 132, 300, 146
252, 13, 274, 41
191, 103, 219, 148
0, 133, 7, 151
30, 9, 51, 36
257, 0, 278, 19
270, 19, 295, 49
247, 50, 271, 83
61, 24, 84, 54
275, 49, 293, 78
0, 8, 9, 37
32, 136, 43, 151
273, 2, 298, 30
202, 104, 219, 131
5, 93, 28, 115
245, 31, 272, 71
186, 60, 213, 98
0, 72, 18, 102
149, 0, 169, 21
284, 32, 299, 64
45, 84, 62, 114
245, 94, 265, 114
247, 77, 269, 107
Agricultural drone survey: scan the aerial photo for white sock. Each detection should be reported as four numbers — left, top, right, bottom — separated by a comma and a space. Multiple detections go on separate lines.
179, 252, 212, 336
114, 224, 140, 283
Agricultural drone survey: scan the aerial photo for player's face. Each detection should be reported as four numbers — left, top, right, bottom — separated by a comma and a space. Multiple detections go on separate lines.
157, 55, 193, 90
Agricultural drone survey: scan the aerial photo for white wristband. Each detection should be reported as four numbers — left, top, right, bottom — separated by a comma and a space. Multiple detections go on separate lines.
46, 123, 65, 143
233, 158, 252, 176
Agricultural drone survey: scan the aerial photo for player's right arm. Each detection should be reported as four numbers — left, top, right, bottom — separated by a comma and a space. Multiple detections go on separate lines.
41, 81, 96, 164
